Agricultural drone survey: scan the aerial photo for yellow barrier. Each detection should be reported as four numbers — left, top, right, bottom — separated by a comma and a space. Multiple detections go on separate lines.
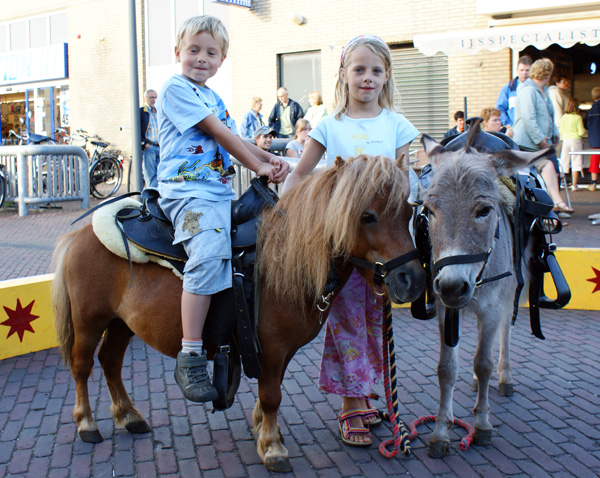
1, 248, 599, 360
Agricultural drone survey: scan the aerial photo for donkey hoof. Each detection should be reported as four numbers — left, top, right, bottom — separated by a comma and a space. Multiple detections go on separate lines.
265, 456, 292, 473
498, 383, 514, 397
125, 420, 151, 434
428, 440, 449, 458
474, 428, 493, 446
471, 378, 478, 391
79, 429, 104, 443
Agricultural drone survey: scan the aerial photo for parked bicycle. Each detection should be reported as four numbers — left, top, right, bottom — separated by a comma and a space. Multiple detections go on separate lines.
68, 129, 124, 199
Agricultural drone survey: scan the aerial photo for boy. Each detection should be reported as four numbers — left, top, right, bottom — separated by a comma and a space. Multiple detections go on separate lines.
253, 125, 277, 152
156, 15, 288, 402
443, 111, 465, 139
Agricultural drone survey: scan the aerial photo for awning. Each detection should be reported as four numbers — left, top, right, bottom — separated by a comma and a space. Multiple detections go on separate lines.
413, 19, 600, 57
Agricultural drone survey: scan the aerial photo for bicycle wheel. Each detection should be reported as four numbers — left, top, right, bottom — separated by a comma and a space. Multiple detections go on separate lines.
0, 172, 6, 208
90, 156, 123, 199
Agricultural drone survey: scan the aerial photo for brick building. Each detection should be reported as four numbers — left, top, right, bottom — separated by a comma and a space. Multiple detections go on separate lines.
2, 1, 599, 156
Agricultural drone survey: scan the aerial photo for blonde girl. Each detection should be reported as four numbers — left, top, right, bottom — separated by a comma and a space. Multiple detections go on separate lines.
303, 90, 328, 128
283, 35, 419, 447
559, 97, 586, 191
285, 118, 311, 158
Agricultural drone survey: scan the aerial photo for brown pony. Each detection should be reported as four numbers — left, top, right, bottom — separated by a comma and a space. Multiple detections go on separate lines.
52, 154, 424, 472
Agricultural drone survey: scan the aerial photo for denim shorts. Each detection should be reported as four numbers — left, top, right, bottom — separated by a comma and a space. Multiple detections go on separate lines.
159, 196, 232, 295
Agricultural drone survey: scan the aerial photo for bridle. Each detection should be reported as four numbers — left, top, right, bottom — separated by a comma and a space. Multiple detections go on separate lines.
316, 249, 421, 317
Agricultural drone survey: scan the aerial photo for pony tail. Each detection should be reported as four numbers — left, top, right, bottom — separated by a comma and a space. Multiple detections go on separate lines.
51, 231, 77, 367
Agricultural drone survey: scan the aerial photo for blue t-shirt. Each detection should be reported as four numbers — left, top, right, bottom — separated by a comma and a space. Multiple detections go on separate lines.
309, 109, 419, 166
157, 74, 238, 201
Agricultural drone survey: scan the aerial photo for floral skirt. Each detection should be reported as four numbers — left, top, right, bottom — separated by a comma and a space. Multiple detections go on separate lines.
318, 269, 385, 397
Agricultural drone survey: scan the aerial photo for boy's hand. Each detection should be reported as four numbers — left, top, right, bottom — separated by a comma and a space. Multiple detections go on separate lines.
270, 156, 290, 184
256, 162, 277, 182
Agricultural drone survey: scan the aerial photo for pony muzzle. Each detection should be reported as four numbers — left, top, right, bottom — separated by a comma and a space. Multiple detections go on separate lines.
432, 266, 475, 309
383, 261, 426, 304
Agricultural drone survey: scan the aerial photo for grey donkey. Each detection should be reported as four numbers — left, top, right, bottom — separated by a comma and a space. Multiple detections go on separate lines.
420, 133, 554, 458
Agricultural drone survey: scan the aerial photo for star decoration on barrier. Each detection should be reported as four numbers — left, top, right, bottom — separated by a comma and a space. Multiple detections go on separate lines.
2, 299, 39, 342
587, 267, 600, 294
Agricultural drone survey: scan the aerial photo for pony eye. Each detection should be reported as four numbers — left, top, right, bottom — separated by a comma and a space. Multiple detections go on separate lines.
361, 212, 378, 224
477, 206, 493, 218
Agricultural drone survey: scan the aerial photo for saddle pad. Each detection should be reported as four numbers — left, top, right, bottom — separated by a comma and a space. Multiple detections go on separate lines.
91, 197, 183, 279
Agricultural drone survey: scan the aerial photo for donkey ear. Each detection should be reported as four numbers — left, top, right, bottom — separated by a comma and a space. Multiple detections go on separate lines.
421, 134, 447, 166
489, 147, 555, 177
334, 156, 345, 169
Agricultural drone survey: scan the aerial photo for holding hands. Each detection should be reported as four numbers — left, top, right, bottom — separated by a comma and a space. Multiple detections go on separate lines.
256, 156, 290, 184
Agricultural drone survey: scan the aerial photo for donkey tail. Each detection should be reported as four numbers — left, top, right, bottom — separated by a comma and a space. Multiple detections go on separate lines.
51, 230, 77, 367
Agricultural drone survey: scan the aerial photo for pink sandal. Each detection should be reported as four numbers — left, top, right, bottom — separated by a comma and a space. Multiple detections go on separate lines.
338, 409, 372, 447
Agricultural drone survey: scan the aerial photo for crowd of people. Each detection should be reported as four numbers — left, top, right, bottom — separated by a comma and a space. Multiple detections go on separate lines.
139, 13, 598, 451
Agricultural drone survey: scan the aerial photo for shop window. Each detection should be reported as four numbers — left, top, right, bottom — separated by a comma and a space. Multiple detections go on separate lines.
29, 17, 47, 49
9, 21, 26, 51
49, 13, 67, 45
279, 51, 321, 112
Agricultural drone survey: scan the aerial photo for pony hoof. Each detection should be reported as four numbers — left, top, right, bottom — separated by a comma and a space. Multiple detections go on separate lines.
79, 429, 104, 443
125, 420, 151, 434
428, 440, 449, 458
498, 383, 514, 397
471, 378, 478, 391
474, 428, 493, 446
265, 456, 292, 473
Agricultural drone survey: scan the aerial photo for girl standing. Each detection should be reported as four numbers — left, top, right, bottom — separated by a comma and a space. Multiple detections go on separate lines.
285, 118, 311, 158
559, 97, 586, 191
283, 35, 419, 447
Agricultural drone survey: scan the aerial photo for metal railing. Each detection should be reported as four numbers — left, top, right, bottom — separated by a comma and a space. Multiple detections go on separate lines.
0, 145, 90, 216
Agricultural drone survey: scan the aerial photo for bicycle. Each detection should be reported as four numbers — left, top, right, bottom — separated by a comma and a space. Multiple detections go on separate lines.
70, 129, 124, 199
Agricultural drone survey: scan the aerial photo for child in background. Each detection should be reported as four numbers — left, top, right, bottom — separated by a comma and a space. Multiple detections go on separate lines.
157, 15, 288, 403
559, 97, 586, 191
283, 35, 419, 447
285, 118, 311, 158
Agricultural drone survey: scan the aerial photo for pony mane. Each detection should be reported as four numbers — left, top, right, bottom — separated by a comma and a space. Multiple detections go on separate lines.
257, 155, 409, 312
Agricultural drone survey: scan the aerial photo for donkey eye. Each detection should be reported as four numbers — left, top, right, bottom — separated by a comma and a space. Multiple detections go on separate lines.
476, 206, 493, 218
361, 212, 378, 224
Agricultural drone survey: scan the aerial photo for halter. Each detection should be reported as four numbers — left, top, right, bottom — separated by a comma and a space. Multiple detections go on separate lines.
316, 249, 421, 317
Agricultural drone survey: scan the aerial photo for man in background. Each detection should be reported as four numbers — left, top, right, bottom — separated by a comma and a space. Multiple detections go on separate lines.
140, 89, 160, 188
443, 111, 465, 139
268, 87, 303, 139
496, 56, 532, 128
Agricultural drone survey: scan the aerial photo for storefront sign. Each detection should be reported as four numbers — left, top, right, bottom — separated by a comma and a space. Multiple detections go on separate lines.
211, 0, 251, 7
414, 19, 600, 57
0, 43, 69, 86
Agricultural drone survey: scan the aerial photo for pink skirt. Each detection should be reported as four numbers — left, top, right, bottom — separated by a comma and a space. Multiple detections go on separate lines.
318, 269, 385, 398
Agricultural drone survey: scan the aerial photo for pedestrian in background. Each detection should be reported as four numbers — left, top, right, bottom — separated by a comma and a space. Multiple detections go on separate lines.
140, 89, 160, 188
443, 110, 464, 139
285, 119, 311, 158
303, 90, 327, 128
584, 86, 600, 191
496, 55, 532, 128
268, 87, 304, 138
240, 97, 264, 139
559, 97, 586, 191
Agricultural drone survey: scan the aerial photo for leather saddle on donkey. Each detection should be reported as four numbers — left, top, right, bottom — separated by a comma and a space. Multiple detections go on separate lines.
95, 178, 278, 410
411, 120, 571, 344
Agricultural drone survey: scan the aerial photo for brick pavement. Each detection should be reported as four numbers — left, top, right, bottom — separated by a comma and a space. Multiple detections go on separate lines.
1, 188, 600, 477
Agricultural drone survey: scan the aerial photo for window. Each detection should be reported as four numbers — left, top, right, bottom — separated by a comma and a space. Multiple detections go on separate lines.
9, 21, 26, 51
279, 51, 321, 112
50, 14, 67, 45
29, 17, 47, 49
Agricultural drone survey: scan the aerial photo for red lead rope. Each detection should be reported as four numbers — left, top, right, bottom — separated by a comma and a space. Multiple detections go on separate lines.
379, 295, 412, 458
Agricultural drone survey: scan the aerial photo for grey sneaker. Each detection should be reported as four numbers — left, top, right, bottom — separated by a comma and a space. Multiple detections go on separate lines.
174, 351, 218, 402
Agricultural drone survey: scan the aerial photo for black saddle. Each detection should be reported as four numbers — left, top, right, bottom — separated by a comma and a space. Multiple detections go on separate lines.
412, 120, 570, 344
115, 178, 278, 410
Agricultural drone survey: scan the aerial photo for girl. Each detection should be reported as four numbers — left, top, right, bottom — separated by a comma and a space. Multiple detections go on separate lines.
283, 35, 419, 447
559, 97, 586, 191
285, 118, 311, 158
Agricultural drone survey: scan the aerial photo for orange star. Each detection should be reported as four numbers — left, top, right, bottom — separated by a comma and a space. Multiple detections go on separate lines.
2, 299, 39, 342
587, 267, 600, 294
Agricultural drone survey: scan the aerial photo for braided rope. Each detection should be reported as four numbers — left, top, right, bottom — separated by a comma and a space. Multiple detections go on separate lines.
407, 415, 475, 451
379, 296, 412, 458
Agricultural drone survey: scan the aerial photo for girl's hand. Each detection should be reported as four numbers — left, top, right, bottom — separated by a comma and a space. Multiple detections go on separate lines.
256, 162, 277, 182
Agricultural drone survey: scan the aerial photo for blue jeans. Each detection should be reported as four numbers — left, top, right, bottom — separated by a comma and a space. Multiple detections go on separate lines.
142, 144, 160, 188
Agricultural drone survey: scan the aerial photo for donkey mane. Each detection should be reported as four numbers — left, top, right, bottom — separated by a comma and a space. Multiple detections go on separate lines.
257, 154, 409, 311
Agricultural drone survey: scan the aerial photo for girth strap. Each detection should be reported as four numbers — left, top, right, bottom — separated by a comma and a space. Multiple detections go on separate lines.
232, 252, 261, 378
